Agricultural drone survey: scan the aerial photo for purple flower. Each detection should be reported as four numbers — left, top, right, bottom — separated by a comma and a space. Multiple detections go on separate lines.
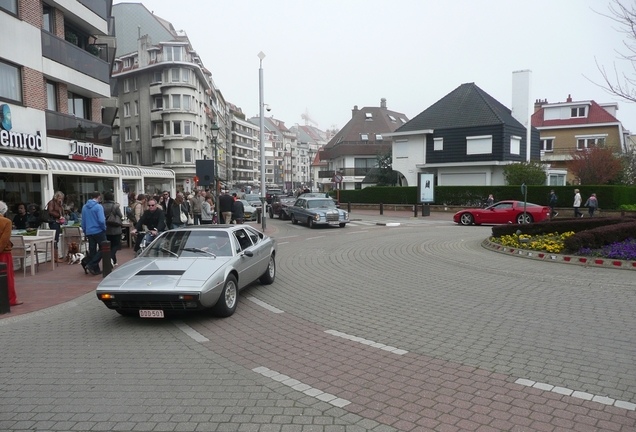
578, 238, 636, 261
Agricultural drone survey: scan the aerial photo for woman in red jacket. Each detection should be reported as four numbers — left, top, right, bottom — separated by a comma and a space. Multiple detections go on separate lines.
0, 200, 22, 306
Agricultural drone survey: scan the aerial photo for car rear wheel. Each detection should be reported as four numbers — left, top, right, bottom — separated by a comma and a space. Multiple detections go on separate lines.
516, 213, 534, 224
212, 275, 238, 317
308, 218, 315, 228
269, 207, 274, 219
259, 254, 276, 284
459, 213, 474, 226
291, 214, 298, 224
339, 223, 346, 228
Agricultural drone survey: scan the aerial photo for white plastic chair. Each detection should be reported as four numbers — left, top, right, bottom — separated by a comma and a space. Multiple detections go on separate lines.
10, 235, 39, 277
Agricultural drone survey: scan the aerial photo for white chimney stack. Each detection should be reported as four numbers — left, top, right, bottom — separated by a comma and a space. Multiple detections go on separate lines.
512, 70, 532, 162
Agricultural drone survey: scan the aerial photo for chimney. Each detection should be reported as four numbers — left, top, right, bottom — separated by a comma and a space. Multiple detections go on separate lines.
380, 98, 387, 109
566, 94, 572, 102
534, 98, 547, 112
352, 105, 359, 119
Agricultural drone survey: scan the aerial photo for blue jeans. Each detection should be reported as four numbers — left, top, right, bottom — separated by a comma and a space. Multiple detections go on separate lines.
87, 231, 107, 271
172, 223, 185, 230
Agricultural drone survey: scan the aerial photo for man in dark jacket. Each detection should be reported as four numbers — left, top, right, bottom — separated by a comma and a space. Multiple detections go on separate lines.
130, 198, 167, 252
231, 193, 245, 224
162, 190, 174, 228
219, 191, 234, 224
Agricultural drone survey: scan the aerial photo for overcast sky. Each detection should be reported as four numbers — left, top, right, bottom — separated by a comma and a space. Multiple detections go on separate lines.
115, 0, 636, 134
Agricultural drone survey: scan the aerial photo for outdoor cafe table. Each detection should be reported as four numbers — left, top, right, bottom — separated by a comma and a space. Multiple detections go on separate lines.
22, 235, 56, 276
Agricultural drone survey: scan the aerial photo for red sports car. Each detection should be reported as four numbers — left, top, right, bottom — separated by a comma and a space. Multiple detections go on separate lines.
453, 200, 551, 226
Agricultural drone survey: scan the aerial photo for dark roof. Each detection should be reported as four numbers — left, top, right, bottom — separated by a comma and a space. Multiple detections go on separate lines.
532, 100, 620, 127
324, 105, 408, 148
112, 3, 178, 57
396, 83, 523, 132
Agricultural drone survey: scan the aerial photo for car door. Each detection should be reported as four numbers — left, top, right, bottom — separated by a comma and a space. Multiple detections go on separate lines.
244, 226, 270, 276
488, 202, 514, 224
232, 228, 259, 286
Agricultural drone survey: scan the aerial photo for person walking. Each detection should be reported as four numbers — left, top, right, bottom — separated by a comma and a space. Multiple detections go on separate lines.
169, 194, 188, 230
584, 193, 598, 217
162, 190, 174, 227
485, 194, 494, 207
190, 190, 205, 225
81, 191, 107, 275
219, 191, 234, 224
231, 193, 245, 224
549, 190, 558, 218
201, 195, 214, 224
102, 191, 123, 266
0, 200, 22, 306
46, 191, 66, 263
573, 189, 583, 218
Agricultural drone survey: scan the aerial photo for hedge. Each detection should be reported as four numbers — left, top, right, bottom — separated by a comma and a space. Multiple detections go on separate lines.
563, 221, 636, 252
491, 216, 636, 238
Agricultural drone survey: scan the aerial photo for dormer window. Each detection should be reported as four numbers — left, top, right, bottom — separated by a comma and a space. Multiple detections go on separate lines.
365, 112, 373, 120
123, 58, 131, 68
400, 118, 407, 123
571, 107, 586, 118
361, 134, 369, 141
376, 134, 383, 141
388, 114, 397, 122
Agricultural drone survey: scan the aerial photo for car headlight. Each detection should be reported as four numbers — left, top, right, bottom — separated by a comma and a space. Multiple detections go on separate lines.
314, 214, 320, 221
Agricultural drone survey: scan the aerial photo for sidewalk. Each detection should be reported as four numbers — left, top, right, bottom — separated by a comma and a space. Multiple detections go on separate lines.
1, 245, 137, 319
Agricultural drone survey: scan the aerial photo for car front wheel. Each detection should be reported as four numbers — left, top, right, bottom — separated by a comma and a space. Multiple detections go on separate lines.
308, 218, 315, 228
212, 275, 238, 317
259, 254, 276, 284
459, 213, 474, 226
516, 213, 534, 224
291, 214, 298, 224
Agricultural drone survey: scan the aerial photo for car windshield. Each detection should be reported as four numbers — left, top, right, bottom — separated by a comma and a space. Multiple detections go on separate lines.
142, 230, 233, 258
307, 199, 336, 209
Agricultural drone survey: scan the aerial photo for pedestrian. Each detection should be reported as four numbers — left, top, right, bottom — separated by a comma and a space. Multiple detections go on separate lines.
231, 193, 244, 224
162, 190, 174, 227
81, 191, 107, 275
170, 194, 188, 230
201, 195, 215, 224
573, 189, 583, 218
219, 190, 234, 224
549, 190, 558, 218
190, 190, 204, 225
46, 191, 66, 262
0, 200, 22, 306
584, 193, 598, 217
12, 203, 28, 230
486, 194, 494, 207
131, 198, 167, 252
102, 191, 123, 266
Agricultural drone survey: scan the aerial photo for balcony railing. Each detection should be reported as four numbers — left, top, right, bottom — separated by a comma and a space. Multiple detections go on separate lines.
45, 110, 112, 145
41, 30, 110, 84
78, 0, 110, 20
317, 167, 374, 178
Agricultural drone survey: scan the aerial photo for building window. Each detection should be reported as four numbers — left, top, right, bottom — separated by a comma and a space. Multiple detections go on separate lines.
164, 121, 170, 135
173, 121, 181, 135
133, 76, 137, 90
183, 95, 191, 111
510, 136, 521, 155
433, 137, 443, 151
46, 81, 57, 111
150, 51, 157, 62
126, 152, 133, 165
165, 46, 183, 62
548, 173, 566, 186
125, 127, 132, 141
123, 58, 131, 68
376, 134, 383, 141
184, 148, 193, 163
135, 125, 140, 141
67, 92, 90, 119
577, 136, 606, 150
0, 0, 17, 14
123, 78, 130, 93
173, 148, 182, 163
388, 114, 396, 122
123, 102, 130, 117
466, 135, 492, 155
154, 97, 163, 109
365, 112, 373, 120
134, 100, 139, 116
171, 68, 180, 82
153, 71, 162, 83
541, 138, 554, 152
184, 121, 192, 135
571, 107, 586, 118
360, 134, 369, 141
0, 60, 22, 103
171, 94, 180, 109
182, 69, 190, 83
43, 5, 55, 32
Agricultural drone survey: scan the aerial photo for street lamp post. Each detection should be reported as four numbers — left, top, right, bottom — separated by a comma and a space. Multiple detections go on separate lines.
258, 51, 266, 231
211, 122, 220, 223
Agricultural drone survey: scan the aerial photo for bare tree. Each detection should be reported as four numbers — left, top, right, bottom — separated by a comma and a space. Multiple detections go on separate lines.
595, 1, 636, 102
566, 145, 623, 185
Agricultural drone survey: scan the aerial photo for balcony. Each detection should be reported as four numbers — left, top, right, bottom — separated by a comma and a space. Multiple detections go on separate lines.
41, 30, 110, 84
78, 0, 110, 20
317, 167, 373, 178
151, 137, 164, 148
149, 83, 162, 96
45, 110, 112, 145
150, 109, 163, 122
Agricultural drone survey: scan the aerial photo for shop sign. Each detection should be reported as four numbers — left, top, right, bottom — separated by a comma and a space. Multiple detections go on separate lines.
0, 104, 44, 151
69, 140, 106, 162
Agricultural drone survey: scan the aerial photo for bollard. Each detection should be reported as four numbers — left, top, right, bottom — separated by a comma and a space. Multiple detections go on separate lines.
101, 240, 112, 277
256, 207, 261, 224
380, 203, 383, 215
413, 204, 418, 217
0, 262, 9, 314
347, 201, 351, 213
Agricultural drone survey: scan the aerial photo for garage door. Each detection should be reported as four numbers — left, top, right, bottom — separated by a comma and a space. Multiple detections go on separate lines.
439, 173, 487, 186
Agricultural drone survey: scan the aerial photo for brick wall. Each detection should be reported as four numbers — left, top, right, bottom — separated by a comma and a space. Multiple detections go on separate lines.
20, 0, 42, 28
92, 98, 102, 123
22, 68, 46, 111
54, 7, 64, 38
57, 83, 68, 114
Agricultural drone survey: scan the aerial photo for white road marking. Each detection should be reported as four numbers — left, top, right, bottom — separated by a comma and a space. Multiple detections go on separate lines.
514, 378, 636, 411
172, 320, 209, 342
247, 297, 284, 314
253, 366, 350, 407
307, 236, 326, 240
324, 329, 408, 355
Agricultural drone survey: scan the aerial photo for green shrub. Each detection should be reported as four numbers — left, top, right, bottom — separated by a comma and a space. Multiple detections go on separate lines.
491, 216, 635, 238
563, 221, 636, 252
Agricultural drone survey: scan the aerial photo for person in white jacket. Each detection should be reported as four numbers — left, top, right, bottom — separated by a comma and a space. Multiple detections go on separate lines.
573, 189, 583, 218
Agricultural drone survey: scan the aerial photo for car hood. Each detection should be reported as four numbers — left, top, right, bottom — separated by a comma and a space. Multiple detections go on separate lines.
96, 257, 231, 292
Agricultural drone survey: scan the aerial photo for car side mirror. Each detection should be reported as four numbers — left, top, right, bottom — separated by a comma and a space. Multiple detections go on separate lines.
242, 250, 254, 257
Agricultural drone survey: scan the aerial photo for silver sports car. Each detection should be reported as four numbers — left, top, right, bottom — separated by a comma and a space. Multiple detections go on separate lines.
96, 225, 276, 318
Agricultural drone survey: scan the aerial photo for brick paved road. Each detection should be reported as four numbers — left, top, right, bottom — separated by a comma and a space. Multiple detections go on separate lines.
1, 215, 635, 431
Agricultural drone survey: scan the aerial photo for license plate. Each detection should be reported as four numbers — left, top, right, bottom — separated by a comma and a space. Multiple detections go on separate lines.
328, 221, 339, 225
139, 309, 164, 318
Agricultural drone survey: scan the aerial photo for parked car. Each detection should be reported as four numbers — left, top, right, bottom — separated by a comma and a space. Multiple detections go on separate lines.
268, 194, 296, 219
287, 197, 349, 228
96, 225, 276, 318
244, 194, 263, 211
298, 192, 340, 208
240, 199, 258, 221
265, 188, 282, 204
453, 200, 550, 226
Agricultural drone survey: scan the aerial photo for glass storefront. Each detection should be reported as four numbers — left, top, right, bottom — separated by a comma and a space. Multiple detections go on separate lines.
0, 173, 43, 220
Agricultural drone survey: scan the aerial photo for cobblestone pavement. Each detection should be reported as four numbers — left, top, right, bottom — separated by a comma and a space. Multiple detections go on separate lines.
1, 214, 635, 431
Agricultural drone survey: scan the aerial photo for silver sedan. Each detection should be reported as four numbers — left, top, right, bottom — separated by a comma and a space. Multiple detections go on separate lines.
96, 225, 276, 318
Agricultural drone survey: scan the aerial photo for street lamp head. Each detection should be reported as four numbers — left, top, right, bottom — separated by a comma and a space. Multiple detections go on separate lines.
211, 122, 220, 140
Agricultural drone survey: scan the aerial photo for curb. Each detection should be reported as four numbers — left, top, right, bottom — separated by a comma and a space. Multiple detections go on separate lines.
482, 239, 636, 271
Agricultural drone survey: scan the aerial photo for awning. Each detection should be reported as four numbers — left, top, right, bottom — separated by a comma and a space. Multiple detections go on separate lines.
0, 155, 47, 172
116, 165, 141, 178
139, 167, 174, 178
48, 159, 119, 176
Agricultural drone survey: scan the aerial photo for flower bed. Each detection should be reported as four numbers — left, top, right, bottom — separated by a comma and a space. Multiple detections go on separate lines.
491, 232, 575, 254
579, 237, 636, 261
